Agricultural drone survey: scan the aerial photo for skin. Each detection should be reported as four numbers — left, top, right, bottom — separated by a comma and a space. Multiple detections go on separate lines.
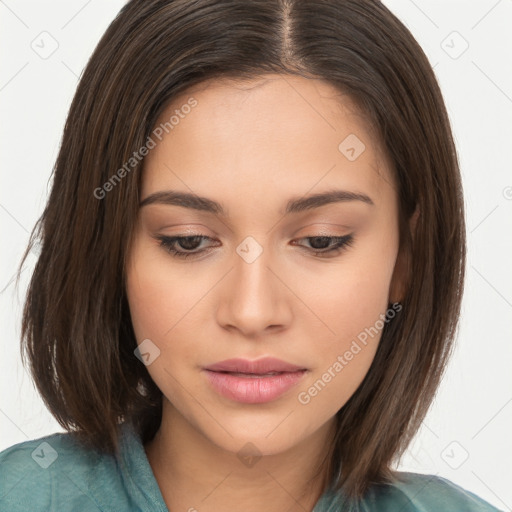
125, 73, 408, 512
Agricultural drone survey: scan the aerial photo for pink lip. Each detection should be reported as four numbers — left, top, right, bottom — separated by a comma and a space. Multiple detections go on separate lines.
204, 357, 306, 374
203, 357, 308, 404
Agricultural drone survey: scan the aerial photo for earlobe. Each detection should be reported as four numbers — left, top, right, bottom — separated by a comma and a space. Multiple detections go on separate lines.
409, 205, 420, 239
388, 244, 408, 304
388, 205, 420, 304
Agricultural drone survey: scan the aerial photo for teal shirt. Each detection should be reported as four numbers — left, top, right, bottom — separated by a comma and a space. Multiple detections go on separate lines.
0, 422, 502, 511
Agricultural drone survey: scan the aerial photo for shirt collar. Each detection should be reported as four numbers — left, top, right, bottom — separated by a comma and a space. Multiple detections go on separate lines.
116, 422, 169, 511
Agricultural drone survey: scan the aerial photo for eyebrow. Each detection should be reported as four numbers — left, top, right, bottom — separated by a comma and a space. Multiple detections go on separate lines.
139, 188, 374, 215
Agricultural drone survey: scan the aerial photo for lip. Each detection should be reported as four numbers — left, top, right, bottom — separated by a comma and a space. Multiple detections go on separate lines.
203, 357, 307, 374
202, 357, 308, 404
203, 369, 308, 404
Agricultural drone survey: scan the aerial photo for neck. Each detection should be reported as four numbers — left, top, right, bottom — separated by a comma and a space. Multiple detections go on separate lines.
144, 398, 336, 512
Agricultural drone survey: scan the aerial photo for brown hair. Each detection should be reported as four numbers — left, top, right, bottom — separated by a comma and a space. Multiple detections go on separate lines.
17, 0, 465, 502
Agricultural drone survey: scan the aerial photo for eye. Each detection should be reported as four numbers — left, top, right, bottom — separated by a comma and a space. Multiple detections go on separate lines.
155, 233, 355, 260
155, 235, 216, 259
292, 234, 354, 257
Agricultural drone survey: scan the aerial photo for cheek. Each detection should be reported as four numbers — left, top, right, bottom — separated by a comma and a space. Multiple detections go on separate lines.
126, 269, 167, 343
125, 248, 209, 389
295, 284, 389, 422
294, 233, 398, 413
303, 235, 398, 345
125, 254, 205, 400
126, 242, 202, 341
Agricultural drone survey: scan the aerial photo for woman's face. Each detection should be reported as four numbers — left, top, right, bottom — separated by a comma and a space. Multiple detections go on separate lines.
126, 74, 404, 456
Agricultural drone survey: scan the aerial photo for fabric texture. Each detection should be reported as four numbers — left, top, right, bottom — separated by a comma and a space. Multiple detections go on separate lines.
0, 422, 503, 511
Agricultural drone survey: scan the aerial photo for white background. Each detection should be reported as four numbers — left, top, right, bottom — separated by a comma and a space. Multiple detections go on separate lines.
1, 1, 511, 510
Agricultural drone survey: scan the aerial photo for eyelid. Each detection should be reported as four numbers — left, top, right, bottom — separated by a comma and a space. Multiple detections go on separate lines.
154, 232, 355, 260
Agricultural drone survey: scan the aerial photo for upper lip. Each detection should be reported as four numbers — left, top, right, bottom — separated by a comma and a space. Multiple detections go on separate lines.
204, 357, 307, 374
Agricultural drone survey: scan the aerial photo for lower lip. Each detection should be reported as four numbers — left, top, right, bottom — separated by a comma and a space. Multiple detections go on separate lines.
203, 369, 308, 404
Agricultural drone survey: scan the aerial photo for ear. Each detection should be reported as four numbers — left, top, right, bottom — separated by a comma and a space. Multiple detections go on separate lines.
388, 205, 420, 303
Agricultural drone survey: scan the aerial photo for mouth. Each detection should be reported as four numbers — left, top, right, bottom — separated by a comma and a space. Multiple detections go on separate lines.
202, 358, 308, 404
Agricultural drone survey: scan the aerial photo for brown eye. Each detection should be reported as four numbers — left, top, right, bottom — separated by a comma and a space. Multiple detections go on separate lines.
292, 234, 354, 257
156, 235, 216, 259
155, 233, 355, 260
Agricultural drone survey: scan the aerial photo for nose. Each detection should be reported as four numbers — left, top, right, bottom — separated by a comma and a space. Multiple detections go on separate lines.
215, 239, 292, 337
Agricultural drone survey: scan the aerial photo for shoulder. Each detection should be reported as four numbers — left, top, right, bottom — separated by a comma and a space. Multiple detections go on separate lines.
318, 471, 503, 512
0, 431, 119, 512
368, 471, 503, 512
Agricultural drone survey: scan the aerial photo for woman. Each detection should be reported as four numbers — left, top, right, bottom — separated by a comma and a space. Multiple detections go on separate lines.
0, 0, 501, 510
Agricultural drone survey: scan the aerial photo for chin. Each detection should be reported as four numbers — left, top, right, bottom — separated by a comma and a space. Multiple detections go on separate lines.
202, 411, 321, 458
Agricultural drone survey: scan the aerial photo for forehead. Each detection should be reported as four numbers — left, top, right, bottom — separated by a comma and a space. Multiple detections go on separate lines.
142, 74, 395, 209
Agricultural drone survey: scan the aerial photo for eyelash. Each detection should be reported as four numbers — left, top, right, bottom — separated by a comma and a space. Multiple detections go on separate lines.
155, 234, 355, 260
